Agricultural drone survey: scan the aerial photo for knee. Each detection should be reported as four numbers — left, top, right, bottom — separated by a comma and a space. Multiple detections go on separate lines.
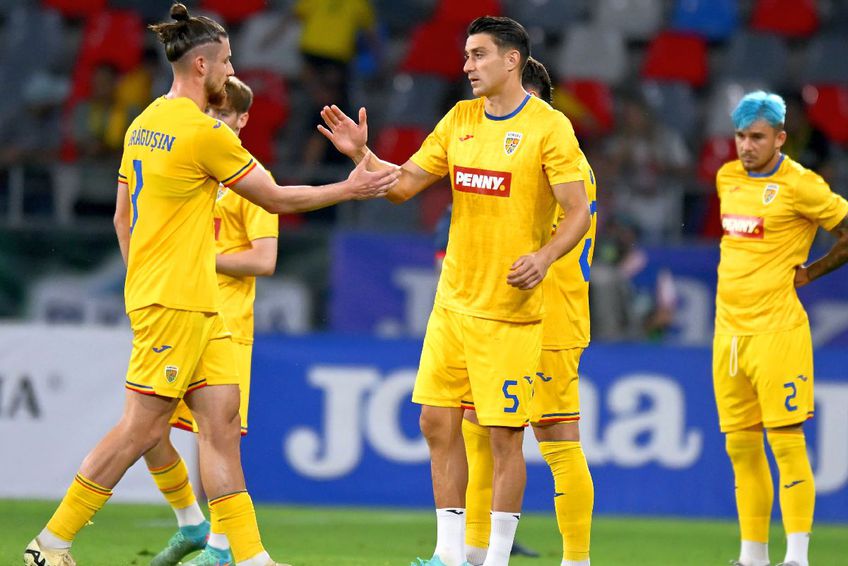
489, 426, 524, 459
532, 421, 580, 443
419, 407, 459, 447
725, 430, 765, 463
766, 427, 806, 460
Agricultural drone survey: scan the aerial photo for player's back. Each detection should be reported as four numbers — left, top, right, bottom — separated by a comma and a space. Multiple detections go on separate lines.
542, 156, 597, 350
120, 96, 256, 315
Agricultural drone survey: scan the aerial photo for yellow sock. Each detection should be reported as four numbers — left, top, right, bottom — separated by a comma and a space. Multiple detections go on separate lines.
148, 457, 197, 510
462, 418, 493, 552
726, 431, 773, 542
46, 473, 112, 542
208, 491, 264, 562
767, 429, 815, 533
539, 441, 593, 562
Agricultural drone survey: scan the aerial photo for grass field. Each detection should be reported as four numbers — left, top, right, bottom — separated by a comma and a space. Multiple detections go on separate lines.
1, 500, 845, 565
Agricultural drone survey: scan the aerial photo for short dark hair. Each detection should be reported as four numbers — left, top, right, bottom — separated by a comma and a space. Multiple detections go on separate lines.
467, 16, 530, 70
148, 3, 227, 63
222, 76, 253, 114
522, 57, 552, 104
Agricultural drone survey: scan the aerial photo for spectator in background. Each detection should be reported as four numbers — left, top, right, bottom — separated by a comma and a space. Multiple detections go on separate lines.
71, 64, 133, 160
263, 0, 380, 168
605, 94, 693, 243
782, 94, 834, 183
0, 72, 66, 166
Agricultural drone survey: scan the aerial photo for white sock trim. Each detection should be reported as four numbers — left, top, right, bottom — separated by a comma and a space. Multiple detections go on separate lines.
236, 550, 271, 566
207, 531, 230, 550
38, 528, 71, 550
174, 501, 206, 528
434, 508, 466, 566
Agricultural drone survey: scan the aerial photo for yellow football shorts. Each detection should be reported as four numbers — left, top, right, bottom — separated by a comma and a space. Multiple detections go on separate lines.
713, 323, 814, 433
529, 347, 583, 425
125, 305, 238, 399
413, 305, 541, 427
171, 340, 252, 435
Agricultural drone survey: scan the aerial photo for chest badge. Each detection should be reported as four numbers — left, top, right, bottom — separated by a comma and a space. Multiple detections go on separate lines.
217, 185, 228, 202
762, 183, 779, 205
504, 131, 523, 156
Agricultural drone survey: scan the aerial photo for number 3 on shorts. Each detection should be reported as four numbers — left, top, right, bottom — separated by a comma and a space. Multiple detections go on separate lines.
502, 379, 519, 413
783, 382, 798, 412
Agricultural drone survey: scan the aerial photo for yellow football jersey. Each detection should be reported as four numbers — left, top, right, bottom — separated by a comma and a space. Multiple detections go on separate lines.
118, 96, 257, 314
214, 170, 279, 344
542, 156, 597, 349
412, 95, 584, 323
715, 154, 848, 335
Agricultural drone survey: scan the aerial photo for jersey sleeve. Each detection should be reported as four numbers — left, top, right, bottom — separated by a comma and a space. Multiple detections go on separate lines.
794, 170, 848, 231
193, 120, 258, 187
242, 198, 280, 241
541, 112, 584, 186
118, 151, 130, 185
410, 104, 456, 178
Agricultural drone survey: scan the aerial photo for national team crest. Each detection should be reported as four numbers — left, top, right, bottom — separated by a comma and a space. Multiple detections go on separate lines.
164, 365, 179, 384
504, 131, 522, 156
763, 183, 779, 205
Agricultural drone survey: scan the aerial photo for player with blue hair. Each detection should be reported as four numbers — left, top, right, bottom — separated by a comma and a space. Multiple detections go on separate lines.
713, 91, 848, 566
731, 90, 786, 131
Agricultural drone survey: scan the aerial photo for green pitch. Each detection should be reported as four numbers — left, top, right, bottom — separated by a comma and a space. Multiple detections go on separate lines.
1, 499, 845, 565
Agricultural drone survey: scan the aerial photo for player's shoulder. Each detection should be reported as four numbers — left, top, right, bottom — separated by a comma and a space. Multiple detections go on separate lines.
717, 159, 744, 180
780, 155, 822, 186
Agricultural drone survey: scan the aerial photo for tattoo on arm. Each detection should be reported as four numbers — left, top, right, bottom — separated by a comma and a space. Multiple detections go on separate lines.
807, 215, 848, 283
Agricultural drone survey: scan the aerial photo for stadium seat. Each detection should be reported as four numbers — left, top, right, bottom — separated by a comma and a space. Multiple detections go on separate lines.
200, 0, 265, 24
799, 33, 848, 86
593, 0, 663, 41
67, 10, 144, 103
698, 137, 736, 238
641, 81, 699, 142
234, 12, 302, 79
502, 0, 588, 38
42, 0, 106, 18
400, 20, 466, 79
235, 70, 290, 166
373, 0, 438, 33
384, 73, 451, 129
556, 80, 614, 137
670, 0, 738, 41
641, 31, 708, 87
556, 25, 628, 85
803, 84, 848, 144
433, 0, 501, 25
720, 32, 789, 88
750, 0, 818, 38
704, 80, 768, 138
374, 126, 429, 166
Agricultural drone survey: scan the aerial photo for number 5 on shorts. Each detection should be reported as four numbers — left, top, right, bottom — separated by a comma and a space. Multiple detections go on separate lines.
502, 379, 519, 413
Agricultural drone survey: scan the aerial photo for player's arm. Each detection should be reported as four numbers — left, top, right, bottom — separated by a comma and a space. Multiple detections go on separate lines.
113, 183, 130, 266
228, 151, 400, 214
795, 213, 848, 287
317, 105, 442, 203
216, 237, 277, 277
507, 180, 591, 290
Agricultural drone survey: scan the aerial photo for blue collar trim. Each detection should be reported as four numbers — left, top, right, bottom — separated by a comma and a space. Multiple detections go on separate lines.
747, 154, 784, 178
485, 93, 531, 121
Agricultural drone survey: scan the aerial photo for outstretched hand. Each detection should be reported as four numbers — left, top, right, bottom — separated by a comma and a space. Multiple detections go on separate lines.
318, 105, 368, 159
346, 151, 400, 200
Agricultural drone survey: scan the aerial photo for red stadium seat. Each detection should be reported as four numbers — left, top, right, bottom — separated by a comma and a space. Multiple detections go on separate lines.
433, 0, 501, 25
557, 80, 615, 137
698, 137, 736, 238
201, 0, 265, 24
400, 20, 467, 79
42, 0, 106, 18
374, 126, 429, 166
642, 32, 708, 87
803, 84, 848, 144
751, 0, 818, 38
67, 10, 144, 104
236, 70, 290, 166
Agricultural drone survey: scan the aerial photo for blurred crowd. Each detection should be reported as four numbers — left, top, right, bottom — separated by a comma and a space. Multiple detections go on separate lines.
0, 0, 847, 336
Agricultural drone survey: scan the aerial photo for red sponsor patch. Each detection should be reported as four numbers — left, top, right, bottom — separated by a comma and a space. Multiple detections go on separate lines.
214, 217, 222, 240
721, 214, 764, 239
453, 166, 511, 197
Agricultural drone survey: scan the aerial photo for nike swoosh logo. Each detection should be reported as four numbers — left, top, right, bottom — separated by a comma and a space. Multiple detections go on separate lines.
213, 121, 222, 128
783, 480, 805, 489
152, 345, 172, 353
